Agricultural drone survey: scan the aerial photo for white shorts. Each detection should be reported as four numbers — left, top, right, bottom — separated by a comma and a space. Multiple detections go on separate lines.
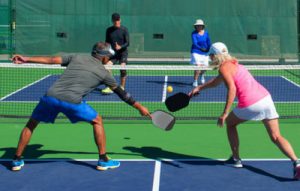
190, 53, 209, 66
233, 95, 279, 121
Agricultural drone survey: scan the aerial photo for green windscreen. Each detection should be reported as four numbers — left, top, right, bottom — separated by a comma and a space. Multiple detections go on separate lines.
0, 0, 12, 60
8, 0, 298, 59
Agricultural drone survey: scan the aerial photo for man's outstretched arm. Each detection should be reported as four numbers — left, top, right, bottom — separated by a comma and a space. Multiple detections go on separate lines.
12, 55, 62, 65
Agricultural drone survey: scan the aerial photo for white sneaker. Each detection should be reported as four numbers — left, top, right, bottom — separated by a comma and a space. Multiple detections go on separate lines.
192, 81, 198, 87
224, 156, 243, 168
200, 75, 205, 84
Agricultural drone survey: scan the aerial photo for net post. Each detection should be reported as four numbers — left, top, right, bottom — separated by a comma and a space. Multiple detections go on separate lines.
278, 57, 285, 65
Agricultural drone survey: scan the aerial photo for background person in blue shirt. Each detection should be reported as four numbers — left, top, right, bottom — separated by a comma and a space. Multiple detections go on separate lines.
190, 19, 211, 87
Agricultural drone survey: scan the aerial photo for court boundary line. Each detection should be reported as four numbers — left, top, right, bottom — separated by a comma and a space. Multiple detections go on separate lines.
161, 75, 168, 103
152, 161, 161, 191
280, 76, 300, 88
0, 75, 51, 101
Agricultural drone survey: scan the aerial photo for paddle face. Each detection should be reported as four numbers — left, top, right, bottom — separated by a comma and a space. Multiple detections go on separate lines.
151, 110, 175, 131
165, 92, 190, 112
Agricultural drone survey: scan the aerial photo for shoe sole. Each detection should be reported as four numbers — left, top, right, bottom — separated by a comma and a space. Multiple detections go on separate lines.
101, 91, 113, 94
225, 164, 243, 168
96, 164, 120, 171
101, 92, 113, 95
12, 164, 24, 171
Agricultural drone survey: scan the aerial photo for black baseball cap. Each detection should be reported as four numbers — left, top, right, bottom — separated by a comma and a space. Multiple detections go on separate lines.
112, 13, 120, 21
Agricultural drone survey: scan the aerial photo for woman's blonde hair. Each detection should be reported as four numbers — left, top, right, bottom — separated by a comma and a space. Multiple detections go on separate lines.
210, 53, 237, 69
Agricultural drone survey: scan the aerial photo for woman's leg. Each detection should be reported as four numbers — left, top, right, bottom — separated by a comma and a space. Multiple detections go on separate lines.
226, 112, 246, 160
263, 118, 298, 161
194, 70, 200, 80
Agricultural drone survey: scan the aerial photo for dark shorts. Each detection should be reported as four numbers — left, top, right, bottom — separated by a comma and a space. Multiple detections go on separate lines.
31, 96, 97, 123
110, 51, 128, 64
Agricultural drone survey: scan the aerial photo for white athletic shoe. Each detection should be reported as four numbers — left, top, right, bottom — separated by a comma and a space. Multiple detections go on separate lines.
224, 156, 243, 168
192, 81, 198, 87
200, 75, 205, 84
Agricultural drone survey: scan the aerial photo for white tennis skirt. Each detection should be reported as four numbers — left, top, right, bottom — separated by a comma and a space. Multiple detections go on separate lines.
233, 95, 279, 121
190, 53, 209, 66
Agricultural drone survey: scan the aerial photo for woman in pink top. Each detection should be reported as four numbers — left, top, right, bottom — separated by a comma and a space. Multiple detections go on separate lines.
189, 42, 300, 179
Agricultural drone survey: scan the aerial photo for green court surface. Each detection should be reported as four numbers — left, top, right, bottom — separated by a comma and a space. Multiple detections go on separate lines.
1, 120, 300, 160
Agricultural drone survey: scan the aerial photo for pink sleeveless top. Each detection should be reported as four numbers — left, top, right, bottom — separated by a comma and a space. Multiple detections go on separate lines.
233, 63, 269, 108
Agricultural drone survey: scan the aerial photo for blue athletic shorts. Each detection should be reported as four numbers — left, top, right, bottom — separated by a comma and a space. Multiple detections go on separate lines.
31, 96, 97, 123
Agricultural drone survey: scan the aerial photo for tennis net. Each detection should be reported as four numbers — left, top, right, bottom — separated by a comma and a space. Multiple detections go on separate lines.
1, 62, 300, 120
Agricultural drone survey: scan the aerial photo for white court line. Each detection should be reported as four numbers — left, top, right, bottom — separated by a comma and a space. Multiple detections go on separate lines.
0, 75, 51, 101
161, 75, 168, 103
152, 160, 162, 191
280, 76, 300, 88
0, 158, 155, 162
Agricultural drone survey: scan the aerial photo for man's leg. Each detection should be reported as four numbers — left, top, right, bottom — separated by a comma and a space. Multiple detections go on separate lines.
92, 115, 120, 170
120, 62, 127, 89
12, 118, 39, 171
119, 52, 128, 89
15, 118, 39, 158
101, 61, 114, 94
91, 115, 106, 156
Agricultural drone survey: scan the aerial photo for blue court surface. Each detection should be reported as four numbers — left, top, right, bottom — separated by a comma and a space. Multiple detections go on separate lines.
2, 75, 300, 102
0, 160, 299, 191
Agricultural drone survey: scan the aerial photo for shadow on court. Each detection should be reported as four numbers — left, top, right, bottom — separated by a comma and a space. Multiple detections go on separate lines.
113, 146, 296, 182
0, 145, 297, 182
242, 164, 296, 182
120, 146, 221, 168
0, 144, 97, 170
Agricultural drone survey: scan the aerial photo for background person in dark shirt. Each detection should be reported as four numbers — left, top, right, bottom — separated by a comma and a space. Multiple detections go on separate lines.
102, 13, 130, 94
